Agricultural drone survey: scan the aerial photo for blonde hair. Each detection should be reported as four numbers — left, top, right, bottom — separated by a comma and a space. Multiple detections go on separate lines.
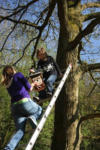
1, 65, 15, 86
36, 47, 47, 58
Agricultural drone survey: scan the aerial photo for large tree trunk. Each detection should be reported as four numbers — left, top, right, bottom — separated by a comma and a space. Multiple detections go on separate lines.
51, 1, 82, 150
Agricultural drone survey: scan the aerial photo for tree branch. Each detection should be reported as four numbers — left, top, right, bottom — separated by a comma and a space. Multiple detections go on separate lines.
13, 36, 37, 65
0, 8, 27, 52
0, 16, 40, 29
84, 12, 100, 22
87, 71, 100, 97
81, 2, 100, 11
87, 83, 97, 97
68, 16, 100, 51
0, 0, 39, 23
84, 63, 100, 72
74, 113, 100, 150
83, 135, 100, 141
79, 113, 100, 125
40, 0, 57, 30
31, 0, 57, 59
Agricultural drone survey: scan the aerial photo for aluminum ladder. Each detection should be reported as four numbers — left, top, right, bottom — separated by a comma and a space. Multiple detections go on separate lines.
25, 64, 72, 150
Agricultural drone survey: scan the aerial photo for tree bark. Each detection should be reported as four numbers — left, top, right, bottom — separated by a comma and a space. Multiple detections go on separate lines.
51, 1, 82, 150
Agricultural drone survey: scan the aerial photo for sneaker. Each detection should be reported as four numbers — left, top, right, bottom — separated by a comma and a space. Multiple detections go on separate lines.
33, 96, 40, 102
4, 146, 10, 150
28, 116, 37, 129
47, 92, 52, 97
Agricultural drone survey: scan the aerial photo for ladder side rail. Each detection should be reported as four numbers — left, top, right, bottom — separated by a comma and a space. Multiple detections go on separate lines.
25, 64, 72, 150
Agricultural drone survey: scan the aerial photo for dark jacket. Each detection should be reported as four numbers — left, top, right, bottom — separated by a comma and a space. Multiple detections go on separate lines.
37, 56, 61, 79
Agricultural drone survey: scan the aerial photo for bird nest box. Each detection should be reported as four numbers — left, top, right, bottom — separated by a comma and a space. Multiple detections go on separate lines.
29, 72, 46, 92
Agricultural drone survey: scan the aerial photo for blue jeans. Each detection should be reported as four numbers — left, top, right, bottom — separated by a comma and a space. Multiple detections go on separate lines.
4, 98, 42, 150
38, 74, 57, 99
46, 73, 57, 93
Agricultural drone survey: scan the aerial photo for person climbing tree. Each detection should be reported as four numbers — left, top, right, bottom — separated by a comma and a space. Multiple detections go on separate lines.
30, 47, 62, 99
1, 65, 42, 150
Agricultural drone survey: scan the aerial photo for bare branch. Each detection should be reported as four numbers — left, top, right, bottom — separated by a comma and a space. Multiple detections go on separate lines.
81, 2, 100, 11
79, 113, 100, 124
0, 0, 39, 23
31, 31, 42, 60
87, 83, 97, 97
80, 63, 100, 77
84, 12, 100, 22
0, 16, 40, 29
87, 71, 100, 97
36, 6, 49, 24
89, 71, 97, 83
86, 63, 100, 72
13, 36, 37, 66
74, 113, 100, 150
68, 16, 100, 51
31, 0, 57, 59
42, 23, 51, 41
0, 8, 27, 52
40, 0, 57, 29
83, 135, 100, 140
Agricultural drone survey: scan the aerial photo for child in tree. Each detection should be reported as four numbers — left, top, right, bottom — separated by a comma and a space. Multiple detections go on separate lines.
30, 47, 62, 99
2, 65, 42, 150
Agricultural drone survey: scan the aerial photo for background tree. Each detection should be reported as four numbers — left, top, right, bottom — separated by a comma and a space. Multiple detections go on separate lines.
0, 0, 100, 150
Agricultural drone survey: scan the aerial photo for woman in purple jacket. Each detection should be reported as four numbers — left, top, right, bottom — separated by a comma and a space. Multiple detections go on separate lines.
2, 65, 42, 150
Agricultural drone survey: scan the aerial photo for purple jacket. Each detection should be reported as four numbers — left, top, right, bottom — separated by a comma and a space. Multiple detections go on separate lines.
7, 72, 31, 103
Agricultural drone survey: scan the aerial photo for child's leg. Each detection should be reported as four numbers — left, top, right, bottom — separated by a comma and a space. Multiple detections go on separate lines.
46, 74, 57, 93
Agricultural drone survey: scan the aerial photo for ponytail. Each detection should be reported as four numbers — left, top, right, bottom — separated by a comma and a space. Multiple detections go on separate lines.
1, 65, 15, 86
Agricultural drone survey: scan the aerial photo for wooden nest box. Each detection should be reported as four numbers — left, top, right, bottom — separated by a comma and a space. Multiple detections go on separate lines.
29, 72, 46, 92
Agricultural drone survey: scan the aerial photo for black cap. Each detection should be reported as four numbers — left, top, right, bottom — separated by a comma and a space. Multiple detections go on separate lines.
29, 72, 42, 78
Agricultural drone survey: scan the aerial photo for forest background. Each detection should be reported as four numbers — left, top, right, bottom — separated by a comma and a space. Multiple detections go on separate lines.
0, 0, 100, 150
